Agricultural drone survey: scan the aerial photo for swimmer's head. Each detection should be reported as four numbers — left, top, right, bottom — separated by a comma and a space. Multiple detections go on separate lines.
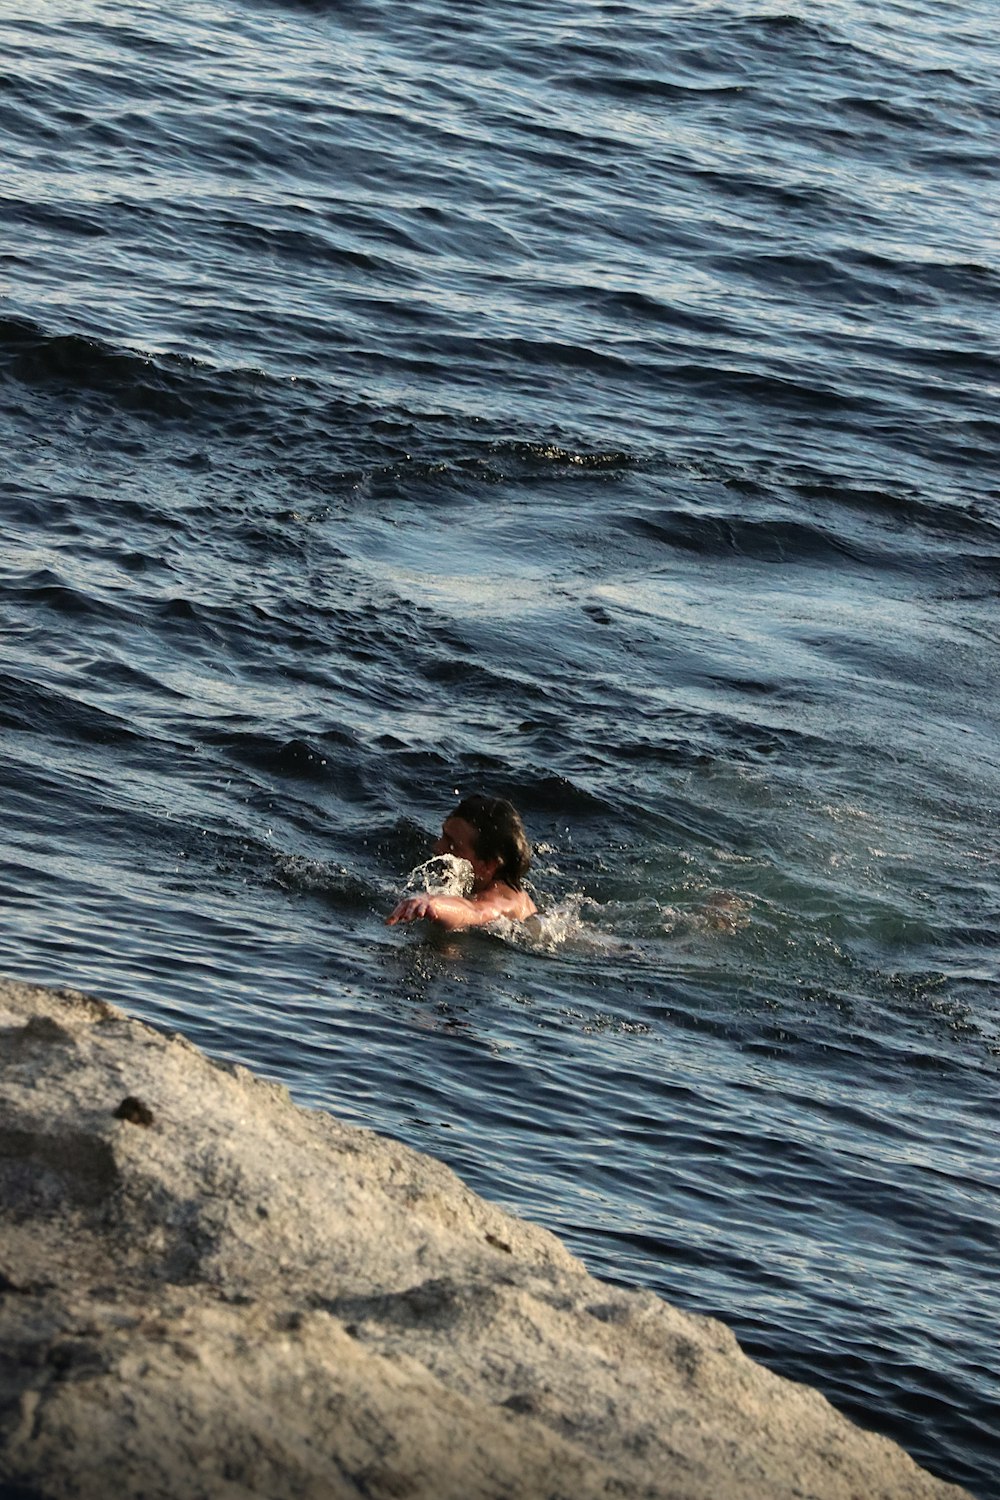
434, 794, 532, 892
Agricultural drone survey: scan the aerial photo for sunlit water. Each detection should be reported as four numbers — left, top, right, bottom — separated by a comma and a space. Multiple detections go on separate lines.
2, 0, 998, 1493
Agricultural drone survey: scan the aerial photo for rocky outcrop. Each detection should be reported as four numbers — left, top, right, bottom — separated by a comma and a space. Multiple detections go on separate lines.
0, 976, 968, 1500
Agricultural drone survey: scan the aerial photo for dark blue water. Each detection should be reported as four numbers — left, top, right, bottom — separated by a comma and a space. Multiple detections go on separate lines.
3, 1, 998, 1493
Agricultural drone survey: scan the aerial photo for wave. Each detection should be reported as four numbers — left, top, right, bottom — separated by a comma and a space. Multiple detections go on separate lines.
0, 667, 142, 747
0, 313, 277, 420
620, 507, 876, 568
559, 72, 748, 105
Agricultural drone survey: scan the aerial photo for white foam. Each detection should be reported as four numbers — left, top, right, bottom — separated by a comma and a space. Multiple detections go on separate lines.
406, 853, 475, 897
491, 893, 626, 955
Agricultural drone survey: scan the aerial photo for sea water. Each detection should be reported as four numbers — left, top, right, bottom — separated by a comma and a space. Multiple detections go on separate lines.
2, 1, 998, 1493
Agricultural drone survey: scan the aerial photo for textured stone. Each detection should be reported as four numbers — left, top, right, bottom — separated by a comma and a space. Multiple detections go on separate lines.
0, 976, 969, 1500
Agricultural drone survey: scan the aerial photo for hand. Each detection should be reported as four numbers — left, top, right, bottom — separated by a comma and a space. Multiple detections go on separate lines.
386, 895, 436, 926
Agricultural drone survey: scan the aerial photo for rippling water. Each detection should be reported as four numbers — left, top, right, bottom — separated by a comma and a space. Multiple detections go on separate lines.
2, 1, 998, 1493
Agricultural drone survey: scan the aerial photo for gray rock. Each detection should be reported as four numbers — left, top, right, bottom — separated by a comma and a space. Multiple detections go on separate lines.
0, 977, 969, 1500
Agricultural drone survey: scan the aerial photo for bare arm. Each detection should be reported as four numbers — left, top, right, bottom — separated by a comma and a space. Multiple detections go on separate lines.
386, 888, 534, 931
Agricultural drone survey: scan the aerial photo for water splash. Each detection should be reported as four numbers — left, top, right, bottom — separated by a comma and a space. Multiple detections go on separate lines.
405, 853, 475, 897
271, 853, 377, 907
493, 893, 628, 955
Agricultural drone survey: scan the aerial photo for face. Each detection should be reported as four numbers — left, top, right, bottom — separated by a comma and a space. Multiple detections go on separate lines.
434, 816, 498, 891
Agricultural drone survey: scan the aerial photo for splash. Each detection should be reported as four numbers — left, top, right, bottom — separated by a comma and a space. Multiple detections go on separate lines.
405, 853, 475, 897
492, 893, 627, 955
271, 853, 377, 906
490, 887, 756, 956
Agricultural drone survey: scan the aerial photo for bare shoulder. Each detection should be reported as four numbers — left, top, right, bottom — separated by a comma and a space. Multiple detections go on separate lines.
479, 884, 536, 923
512, 887, 537, 920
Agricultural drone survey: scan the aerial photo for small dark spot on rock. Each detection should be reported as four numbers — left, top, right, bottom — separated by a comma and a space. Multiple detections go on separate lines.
139, 1319, 170, 1339
256, 1203, 270, 1218
485, 1233, 512, 1254
588, 1301, 628, 1325
22, 1015, 76, 1044
114, 1096, 154, 1127
670, 1334, 702, 1382
5, 1276, 54, 1297
354, 1466, 416, 1498
344, 1323, 360, 1339
501, 1392, 538, 1415
46, 1339, 106, 1378
400, 1280, 457, 1319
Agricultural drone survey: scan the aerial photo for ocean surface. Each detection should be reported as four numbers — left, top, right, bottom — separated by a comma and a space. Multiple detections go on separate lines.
2, 0, 998, 1492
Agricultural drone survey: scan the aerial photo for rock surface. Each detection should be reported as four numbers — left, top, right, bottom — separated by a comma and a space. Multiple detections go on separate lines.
0, 976, 969, 1500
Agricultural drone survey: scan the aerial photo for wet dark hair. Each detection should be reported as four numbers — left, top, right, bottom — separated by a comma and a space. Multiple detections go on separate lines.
453, 794, 532, 891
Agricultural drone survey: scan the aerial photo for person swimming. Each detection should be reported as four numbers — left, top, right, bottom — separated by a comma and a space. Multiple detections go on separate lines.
386, 794, 538, 931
